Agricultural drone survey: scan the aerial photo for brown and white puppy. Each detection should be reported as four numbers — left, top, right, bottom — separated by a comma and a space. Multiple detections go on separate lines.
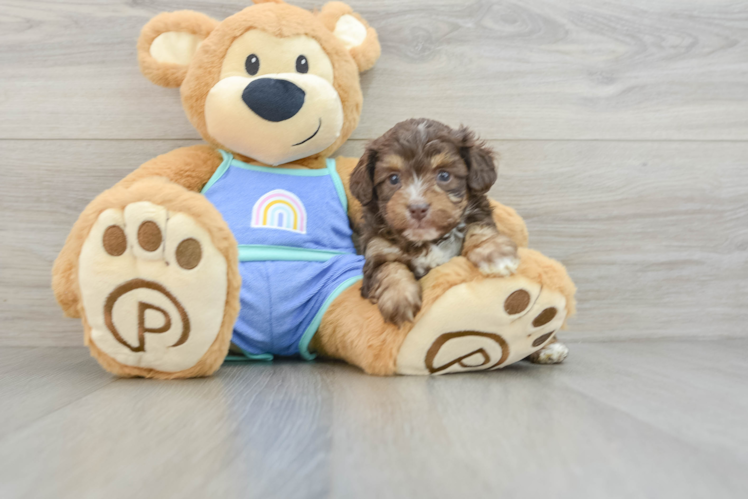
350, 118, 519, 325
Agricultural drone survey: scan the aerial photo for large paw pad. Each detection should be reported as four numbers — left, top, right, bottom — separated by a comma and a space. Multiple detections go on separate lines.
424, 331, 509, 374
103, 278, 190, 353
397, 275, 567, 375
78, 202, 228, 373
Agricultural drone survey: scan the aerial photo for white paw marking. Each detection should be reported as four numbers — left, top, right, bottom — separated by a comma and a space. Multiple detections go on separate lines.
478, 255, 520, 277
79, 202, 228, 373
533, 342, 569, 364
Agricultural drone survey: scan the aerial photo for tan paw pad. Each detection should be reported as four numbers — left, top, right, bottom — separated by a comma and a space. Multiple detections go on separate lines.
396, 275, 567, 375
78, 203, 228, 373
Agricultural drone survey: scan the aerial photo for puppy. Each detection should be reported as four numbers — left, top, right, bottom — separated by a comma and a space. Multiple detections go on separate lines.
350, 118, 519, 325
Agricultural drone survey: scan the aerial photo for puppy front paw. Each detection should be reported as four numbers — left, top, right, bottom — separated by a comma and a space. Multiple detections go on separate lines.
466, 234, 519, 277
477, 255, 520, 277
528, 341, 569, 364
365, 262, 422, 326
377, 280, 422, 326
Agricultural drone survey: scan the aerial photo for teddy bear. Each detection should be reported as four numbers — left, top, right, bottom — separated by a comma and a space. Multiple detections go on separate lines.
52, 0, 577, 379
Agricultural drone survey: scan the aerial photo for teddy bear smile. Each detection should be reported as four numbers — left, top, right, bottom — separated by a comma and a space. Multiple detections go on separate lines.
292, 118, 322, 146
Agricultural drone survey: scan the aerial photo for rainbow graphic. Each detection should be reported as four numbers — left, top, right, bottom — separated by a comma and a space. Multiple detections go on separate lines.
251, 189, 307, 234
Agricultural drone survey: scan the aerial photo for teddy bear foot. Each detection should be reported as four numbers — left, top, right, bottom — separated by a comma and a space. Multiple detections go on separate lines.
77, 201, 230, 377
396, 274, 568, 375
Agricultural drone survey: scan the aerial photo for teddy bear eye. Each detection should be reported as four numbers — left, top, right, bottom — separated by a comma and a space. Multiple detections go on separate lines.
388, 174, 400, 185
437, 171, 451, 182
296, 55, 309, 74
245, 54, 260, 76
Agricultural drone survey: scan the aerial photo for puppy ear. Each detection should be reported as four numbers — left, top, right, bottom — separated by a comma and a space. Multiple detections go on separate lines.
137, 11, 218, 88
350, 144, 379, 206
317, 2, 381, 72
458, 126, 497, 194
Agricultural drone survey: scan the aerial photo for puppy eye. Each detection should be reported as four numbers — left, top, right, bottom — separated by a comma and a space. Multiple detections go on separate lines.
245, 54, 260, 76
437, 171, 451, 182
296, 55, 309, 74
388, 174, 400, 185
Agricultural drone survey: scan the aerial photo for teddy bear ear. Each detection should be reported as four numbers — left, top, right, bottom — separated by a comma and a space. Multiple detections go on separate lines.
317, 2, 381, 72
137, 11, 218, 88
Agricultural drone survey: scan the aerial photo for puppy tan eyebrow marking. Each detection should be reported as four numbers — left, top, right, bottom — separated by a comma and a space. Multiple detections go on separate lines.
429, 152, 452, 170
380, 154, 405, 171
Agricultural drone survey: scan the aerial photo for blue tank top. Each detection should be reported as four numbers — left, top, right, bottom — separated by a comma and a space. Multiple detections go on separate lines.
202, 150, 364, 359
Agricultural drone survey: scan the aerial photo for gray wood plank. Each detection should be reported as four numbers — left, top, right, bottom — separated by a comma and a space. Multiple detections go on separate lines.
0, 347, 115, 440
0, 342, 746, 497
553, 339, 748, 463
0, 355, 335, 498
326, 345, 748, 497
4, 139, 744, 346
493, 140, 748, 341
1, 0, 747, 140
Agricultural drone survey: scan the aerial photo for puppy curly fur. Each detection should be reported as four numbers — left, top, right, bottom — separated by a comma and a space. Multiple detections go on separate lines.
350, 119, 519, 325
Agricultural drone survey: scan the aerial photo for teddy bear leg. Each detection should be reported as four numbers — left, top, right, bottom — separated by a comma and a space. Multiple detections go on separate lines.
313, 282, 407, 376
314, 247, 575, 376
394, 248, 576, 375
68, 178, 240, 378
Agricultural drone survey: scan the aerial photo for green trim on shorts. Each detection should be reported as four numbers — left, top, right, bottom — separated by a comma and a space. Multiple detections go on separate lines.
238, 244, 349, 262
298, 275, 363, 360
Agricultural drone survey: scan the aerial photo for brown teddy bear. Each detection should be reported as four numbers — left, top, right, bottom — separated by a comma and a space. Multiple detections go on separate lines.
52, 0, 576, 379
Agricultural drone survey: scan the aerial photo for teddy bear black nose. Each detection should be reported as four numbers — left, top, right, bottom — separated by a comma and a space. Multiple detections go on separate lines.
242, 78, 306, 122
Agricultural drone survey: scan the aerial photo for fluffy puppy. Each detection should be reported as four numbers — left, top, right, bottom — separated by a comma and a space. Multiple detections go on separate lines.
350, 118, 519, 325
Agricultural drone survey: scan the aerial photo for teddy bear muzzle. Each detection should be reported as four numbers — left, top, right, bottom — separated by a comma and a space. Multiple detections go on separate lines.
205, 73, 344, 166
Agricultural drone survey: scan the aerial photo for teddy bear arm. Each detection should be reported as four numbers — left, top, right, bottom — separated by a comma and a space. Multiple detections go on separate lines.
333, 155, 365, 230
489, 199, 529, 248
52, 145, 224, 317
116, 145, 224, 192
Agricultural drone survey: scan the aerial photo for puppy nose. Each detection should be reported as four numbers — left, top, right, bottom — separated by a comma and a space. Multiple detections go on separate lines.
242, 78, 305, 122
408, 203, 430, 221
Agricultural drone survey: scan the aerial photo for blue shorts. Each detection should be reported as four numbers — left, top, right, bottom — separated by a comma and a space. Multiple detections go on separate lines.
231, 255, 364, 359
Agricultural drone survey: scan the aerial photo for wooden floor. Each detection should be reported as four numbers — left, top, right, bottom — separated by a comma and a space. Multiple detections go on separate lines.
1, 0, 747, 497
0, 339, 746, 497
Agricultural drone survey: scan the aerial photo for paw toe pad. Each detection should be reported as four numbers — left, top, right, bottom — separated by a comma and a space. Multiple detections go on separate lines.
103, 225, 127, 256
504, 289, 531, 314
101, 223, 203, 271
532, 307, 557, 327
176, 238, 202, 270
137, 221, 162, 252
532, 331, 554, 347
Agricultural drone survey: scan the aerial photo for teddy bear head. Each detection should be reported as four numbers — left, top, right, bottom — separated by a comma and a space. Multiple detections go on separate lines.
137, 0, 380, 166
